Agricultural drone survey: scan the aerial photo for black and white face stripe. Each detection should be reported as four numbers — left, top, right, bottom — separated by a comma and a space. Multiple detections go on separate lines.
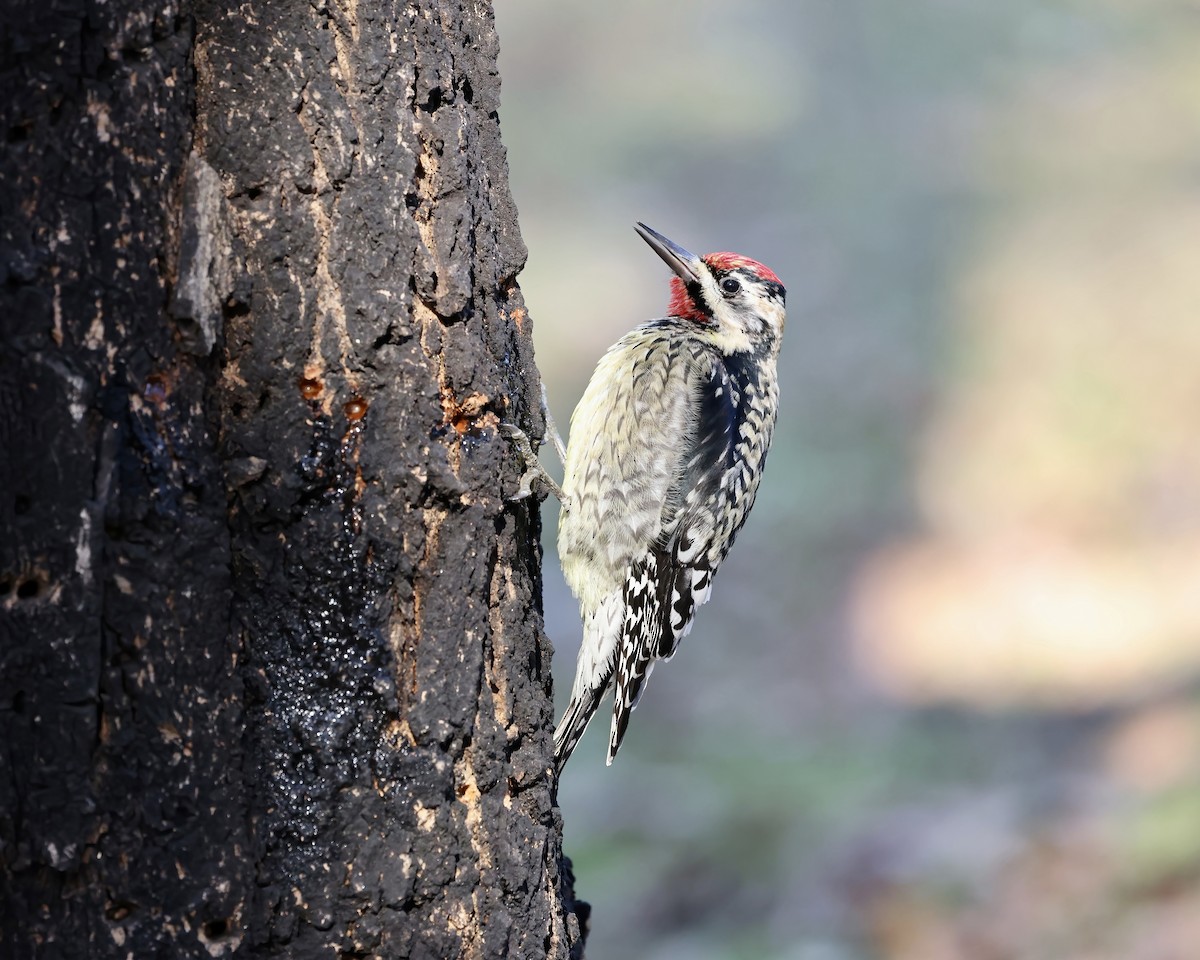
706, 266, 785, 307
684, 279, 714, 320
760, 279, 786, 303
694, 265, 787, 346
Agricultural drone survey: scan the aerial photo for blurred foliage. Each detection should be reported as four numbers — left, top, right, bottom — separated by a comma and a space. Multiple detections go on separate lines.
494, 1, 1200, 957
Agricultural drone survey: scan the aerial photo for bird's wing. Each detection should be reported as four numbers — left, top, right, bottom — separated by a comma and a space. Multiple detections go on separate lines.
556, 328, 701, 770
608, 354, 737, 762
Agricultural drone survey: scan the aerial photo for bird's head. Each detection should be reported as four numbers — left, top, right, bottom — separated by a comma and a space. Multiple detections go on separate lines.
636, 222, 786, 354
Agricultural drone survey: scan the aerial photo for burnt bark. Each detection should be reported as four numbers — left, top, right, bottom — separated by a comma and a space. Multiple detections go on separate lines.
1, 1, 585, 957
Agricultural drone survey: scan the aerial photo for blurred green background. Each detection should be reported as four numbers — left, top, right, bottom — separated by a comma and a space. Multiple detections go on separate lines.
493, 2, 1200, 957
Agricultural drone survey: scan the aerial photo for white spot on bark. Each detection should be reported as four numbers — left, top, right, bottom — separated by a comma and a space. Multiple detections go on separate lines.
52, 282, 63, 346
75, 507, 93, 581
85, 305, 105, 351
88, 94, 112, 143
415, 802, 436, 832
170, 154, 231, 356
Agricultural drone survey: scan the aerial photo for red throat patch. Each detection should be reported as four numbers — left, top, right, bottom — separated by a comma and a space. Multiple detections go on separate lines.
667, 276, 707, 323
666, 252, 783, 322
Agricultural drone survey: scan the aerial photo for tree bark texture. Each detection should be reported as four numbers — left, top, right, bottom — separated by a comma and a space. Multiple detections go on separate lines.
1, 1, 585, 957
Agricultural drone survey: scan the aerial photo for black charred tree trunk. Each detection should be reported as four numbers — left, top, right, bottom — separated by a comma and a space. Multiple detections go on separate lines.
1, 1, 586, 957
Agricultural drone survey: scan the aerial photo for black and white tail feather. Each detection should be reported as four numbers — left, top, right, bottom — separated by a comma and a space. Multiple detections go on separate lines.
552, 545, 716, 774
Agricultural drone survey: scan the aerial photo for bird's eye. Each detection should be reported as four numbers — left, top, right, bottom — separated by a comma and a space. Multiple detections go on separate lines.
720, 277, 741, 295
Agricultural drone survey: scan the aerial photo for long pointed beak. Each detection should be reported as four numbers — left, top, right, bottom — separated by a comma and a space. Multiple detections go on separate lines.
635, 222, 704, 283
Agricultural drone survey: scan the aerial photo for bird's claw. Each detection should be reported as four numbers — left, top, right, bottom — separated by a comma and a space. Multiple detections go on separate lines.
499, 422, 570, 509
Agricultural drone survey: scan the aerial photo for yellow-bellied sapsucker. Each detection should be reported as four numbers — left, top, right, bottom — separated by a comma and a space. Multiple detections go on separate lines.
553, 223, 786, 771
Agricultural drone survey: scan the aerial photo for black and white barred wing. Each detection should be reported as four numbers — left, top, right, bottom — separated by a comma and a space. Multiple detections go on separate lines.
607, 356, 737, 763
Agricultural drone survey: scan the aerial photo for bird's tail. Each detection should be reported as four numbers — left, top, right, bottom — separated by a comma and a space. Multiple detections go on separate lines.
553, 686, 603, 776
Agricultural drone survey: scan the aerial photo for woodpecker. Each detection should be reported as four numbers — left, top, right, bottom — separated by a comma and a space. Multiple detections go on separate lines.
553, 223, 786, 772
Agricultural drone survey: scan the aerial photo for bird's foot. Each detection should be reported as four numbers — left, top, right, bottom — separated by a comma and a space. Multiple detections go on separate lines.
499, 422, 571, 510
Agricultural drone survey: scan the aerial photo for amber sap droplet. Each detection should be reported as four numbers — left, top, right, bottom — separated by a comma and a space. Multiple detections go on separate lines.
344, 398, 368, 421
298, 377, 323, 400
